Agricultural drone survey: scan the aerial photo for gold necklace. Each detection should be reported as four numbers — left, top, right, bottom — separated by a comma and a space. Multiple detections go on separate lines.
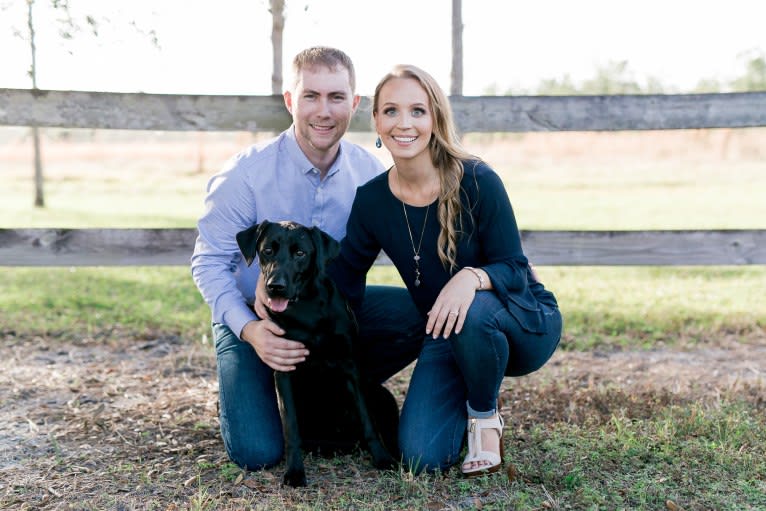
395, 169, 430, 287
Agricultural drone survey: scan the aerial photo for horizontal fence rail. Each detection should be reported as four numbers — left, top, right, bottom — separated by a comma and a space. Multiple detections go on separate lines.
3, 88, 766, 132
1, 229, 765, 267
2, 88, 765, 267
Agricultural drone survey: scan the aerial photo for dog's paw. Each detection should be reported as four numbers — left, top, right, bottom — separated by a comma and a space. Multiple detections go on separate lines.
282, 468, 307, 488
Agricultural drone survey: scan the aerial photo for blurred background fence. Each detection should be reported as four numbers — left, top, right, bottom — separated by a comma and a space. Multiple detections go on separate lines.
1, 88, 765, 267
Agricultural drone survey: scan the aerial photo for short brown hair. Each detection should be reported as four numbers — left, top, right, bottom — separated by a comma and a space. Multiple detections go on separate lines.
292, 46, 356, 92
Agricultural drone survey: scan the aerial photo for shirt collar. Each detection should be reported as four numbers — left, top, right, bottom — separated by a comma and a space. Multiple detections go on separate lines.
285, 125, 344, 178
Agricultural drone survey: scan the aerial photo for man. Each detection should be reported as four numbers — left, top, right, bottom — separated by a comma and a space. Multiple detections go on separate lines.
191, 47, 423, 470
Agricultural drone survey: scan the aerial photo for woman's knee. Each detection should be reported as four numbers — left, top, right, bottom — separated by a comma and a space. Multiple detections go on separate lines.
456, 293, 508, 345
399, 414, 463, 475
399, 440, 458, 475
506, 308, 562, 377
451, 306, 509, 373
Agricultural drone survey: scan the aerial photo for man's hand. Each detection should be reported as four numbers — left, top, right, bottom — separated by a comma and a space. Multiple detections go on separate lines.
240, 319, 309, 372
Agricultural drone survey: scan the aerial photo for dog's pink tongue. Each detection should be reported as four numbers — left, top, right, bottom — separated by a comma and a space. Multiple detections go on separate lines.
269, 297, 289, 312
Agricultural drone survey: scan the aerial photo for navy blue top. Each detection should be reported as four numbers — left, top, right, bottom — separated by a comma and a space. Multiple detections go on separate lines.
331, 160, 558, 334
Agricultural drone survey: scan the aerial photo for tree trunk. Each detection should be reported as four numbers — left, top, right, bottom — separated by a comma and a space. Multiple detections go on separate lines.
32, 126, 44, 207
270, 0, 285, 95
28, 0, 45, 207
450, 0, 463, 96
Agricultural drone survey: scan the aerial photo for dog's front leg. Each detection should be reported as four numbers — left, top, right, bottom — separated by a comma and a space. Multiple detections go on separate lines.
342, 364, 397, 470
275, 372, 307, 487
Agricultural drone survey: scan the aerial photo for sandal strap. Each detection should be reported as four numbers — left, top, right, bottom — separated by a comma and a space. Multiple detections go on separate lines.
465, 414, 504, 462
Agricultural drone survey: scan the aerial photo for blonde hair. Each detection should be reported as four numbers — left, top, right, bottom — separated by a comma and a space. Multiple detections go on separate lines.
373, 64, 477, 272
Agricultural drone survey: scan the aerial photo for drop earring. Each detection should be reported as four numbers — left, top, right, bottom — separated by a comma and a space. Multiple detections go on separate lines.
375, 136, 382, 149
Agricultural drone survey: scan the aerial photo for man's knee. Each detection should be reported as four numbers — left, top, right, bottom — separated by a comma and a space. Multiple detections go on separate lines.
224, 436, 283, 471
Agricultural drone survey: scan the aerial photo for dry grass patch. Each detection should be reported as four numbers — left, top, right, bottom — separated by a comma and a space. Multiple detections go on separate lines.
2, 332, 764, 510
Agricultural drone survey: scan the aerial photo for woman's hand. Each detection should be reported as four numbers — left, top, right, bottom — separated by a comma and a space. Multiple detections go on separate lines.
426, 268, 481, 339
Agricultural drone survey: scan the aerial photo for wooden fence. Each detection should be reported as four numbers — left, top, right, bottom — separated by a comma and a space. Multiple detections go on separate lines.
2, 88, 766, 267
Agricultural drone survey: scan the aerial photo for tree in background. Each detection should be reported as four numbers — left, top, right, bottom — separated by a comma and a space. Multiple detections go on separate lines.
693, 78, 724, 93
730, 49, 766, 92
19, 0, 102, 207
26, 0, 46, 207
269, 0, 285, 95
580, 60, 642, 95
536, 74, 579, 96
8, 0, 157, 208
534, 51, 766, 96
450, 0, 463, 96
20, 0, 99, 207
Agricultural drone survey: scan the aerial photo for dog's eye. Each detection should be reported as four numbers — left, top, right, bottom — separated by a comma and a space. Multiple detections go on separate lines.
295, 250, 306, 257
262, 248, 274, 256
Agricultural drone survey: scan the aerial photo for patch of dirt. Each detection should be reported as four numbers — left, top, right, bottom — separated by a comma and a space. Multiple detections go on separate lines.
0, 334, 224, 509
0, 333, 764, 509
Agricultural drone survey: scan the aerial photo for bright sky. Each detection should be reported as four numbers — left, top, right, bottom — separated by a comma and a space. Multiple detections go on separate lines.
1, 0, 764, 96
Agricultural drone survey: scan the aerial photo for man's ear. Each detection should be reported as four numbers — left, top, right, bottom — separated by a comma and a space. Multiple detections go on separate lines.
283, 90, 293, 114
351, 94, 361, 114
236, 220, 272, 266
309, 227, 340, 269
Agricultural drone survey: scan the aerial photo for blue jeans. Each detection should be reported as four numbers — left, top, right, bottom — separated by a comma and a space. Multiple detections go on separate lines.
399, 291, 562, 474
213, 285, 425, 470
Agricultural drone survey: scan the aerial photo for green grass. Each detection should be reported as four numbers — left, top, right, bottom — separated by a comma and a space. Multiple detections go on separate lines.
94, 399, 764, 510
0, 266, 210, 341
504, 160, 766, 230
507, 401, 766, 510
1, 265, 763, 349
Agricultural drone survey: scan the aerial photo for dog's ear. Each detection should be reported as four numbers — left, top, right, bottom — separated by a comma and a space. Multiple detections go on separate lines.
236, 220, 272, 266
309, 226, 340, 269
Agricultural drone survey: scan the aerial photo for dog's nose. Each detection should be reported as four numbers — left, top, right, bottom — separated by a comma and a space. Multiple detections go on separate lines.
266, 277, 287, 295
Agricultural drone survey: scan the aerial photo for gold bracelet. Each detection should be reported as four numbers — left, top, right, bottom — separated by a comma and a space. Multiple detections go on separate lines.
464, 266, 485, 290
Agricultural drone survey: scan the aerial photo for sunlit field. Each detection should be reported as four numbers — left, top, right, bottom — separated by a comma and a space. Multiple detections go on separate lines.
1, 127, 765, 229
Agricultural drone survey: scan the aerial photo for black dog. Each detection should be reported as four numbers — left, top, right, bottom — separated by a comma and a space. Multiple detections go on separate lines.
236, 220, 398, 487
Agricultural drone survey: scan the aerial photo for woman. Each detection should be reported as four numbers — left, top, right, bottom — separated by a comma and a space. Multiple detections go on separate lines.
333, 64, 562, 476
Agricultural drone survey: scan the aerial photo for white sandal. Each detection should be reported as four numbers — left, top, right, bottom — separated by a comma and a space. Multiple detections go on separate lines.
461, 413, 505, 477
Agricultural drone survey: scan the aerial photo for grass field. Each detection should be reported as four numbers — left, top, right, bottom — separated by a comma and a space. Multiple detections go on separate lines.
1, 127, 765, 510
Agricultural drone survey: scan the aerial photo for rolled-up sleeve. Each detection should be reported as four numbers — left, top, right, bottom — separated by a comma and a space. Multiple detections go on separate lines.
190, 170, 259, 338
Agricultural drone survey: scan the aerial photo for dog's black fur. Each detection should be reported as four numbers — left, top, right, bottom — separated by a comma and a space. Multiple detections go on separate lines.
236, 220, 398, 487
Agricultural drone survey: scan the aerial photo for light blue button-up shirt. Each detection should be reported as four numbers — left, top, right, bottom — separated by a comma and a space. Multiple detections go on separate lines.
191, 126, 384, 338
